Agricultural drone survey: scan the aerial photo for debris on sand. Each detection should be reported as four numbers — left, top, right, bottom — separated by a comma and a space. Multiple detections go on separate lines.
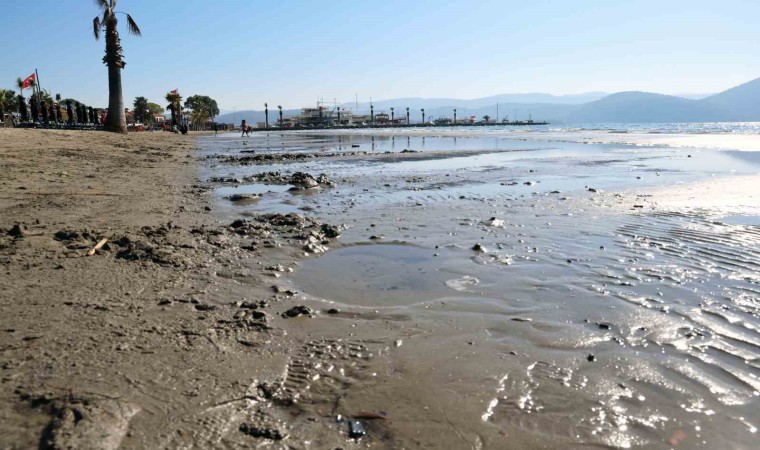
320, 223, 341, 238
281, 305, 314, 318
52, 223, 196, 266
215, 151, 368, 166
288, 172, 334, 190
226, 193, 261, 202
290, 172, 319, 189
229, 213, 341, 255
472, 243, 487, 252
8, 223, 28, 237
194, 303, 216, 312
239, 422, 287, 441
348, 419, 367, 439
485, 217, 505, 227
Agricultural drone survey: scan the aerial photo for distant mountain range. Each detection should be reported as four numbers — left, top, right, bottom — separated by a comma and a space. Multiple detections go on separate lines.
216, 77, 760, 125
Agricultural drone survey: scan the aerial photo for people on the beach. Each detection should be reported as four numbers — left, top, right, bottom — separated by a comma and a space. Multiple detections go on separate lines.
241, 119, 250, 137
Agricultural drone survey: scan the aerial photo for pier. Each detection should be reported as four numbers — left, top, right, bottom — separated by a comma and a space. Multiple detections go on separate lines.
251, 120, 548, 132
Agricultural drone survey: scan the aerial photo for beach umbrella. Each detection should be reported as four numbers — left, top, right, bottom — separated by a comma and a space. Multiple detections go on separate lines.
66, 102, 74, 124
40, 99, 49, 123
18, 96, 28, 122
55, 95, 62, 123
30, 100, 38, 123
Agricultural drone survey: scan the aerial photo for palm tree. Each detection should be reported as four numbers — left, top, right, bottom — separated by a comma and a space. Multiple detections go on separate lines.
55, 94, 63, 123
483, 115, 490, 123
165, 92, 181, 128
15, 78, 29, 122
93, 0, 141, 133
132, 96, 148, 124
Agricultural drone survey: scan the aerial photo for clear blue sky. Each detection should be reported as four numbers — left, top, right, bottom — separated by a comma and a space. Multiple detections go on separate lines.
1, 0, 758, 110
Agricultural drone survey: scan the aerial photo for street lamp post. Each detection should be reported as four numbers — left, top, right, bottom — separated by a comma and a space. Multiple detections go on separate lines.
453, 109, 457, 124
421, 108, 425, 124
406, 107, 409, 125
264, 103, 269, 129
390, 107, 394, 124
370, 103, 374, 125
278, 105, 282, 126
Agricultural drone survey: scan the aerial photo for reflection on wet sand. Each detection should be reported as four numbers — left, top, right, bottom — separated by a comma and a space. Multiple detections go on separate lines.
200, 129, 759, 448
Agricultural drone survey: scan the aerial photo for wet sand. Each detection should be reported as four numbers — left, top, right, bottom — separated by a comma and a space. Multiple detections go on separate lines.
1, 128, 758, 449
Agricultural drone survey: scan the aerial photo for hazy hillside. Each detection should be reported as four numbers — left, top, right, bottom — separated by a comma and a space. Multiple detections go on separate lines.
216, 109, 301, 125
563, 92, 732, 123
216, 78, 760, 125
701, 77, 760, 121
343, 92, 607, 112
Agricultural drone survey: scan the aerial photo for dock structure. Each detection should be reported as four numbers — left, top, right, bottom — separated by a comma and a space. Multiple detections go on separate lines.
260, 102, 548, 131
253, 121, 548, 132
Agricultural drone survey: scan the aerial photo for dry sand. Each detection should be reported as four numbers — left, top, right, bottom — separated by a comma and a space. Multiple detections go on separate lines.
0, 129, 380, 449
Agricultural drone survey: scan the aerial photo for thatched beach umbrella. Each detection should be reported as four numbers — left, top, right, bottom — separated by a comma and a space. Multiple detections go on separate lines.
18, 96, 28, 122
55, 95, 63, 123
40, 98, 49, 123
30, 100, 38, 123
66, 101, 74, 124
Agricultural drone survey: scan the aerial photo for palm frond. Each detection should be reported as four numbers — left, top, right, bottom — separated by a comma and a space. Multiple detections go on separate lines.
92, 0, 109, 9
125, 14, 141, 36
92, 16, 101, 39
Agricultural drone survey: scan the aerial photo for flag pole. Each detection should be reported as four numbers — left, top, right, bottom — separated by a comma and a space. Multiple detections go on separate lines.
35, 69, 43, 96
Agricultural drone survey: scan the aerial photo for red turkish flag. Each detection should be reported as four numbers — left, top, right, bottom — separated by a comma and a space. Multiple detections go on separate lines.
170, 89, 178, 94
22, 73, 35, 89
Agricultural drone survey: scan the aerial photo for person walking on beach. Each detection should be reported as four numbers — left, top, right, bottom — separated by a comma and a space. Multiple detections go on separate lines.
241, 119, 247, 137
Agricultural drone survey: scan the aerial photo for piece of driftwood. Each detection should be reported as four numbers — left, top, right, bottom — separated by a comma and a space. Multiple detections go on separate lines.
87, 238, 108, 256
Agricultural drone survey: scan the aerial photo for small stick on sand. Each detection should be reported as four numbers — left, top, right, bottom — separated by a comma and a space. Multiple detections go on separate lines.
87, 239, 108, 256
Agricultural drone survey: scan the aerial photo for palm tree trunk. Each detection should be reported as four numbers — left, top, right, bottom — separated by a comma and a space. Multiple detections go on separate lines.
103, 23, 127, 133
